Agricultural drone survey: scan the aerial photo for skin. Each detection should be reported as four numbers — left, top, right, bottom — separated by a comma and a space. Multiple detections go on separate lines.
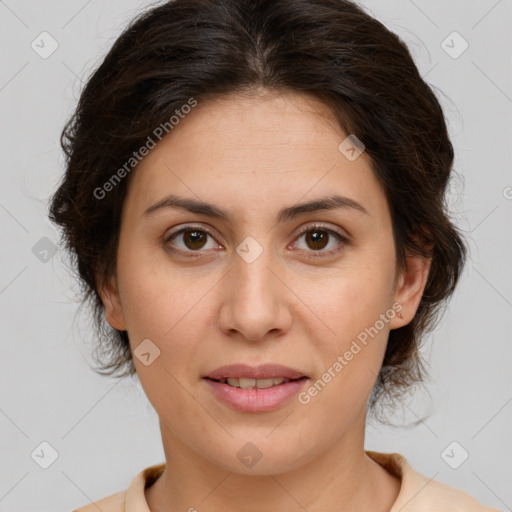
98, 87, 431, 512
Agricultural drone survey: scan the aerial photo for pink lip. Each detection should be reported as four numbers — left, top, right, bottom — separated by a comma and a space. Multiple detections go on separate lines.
204, 378, 308, 412
204, 363, 306, 380
203, 364, 309, 412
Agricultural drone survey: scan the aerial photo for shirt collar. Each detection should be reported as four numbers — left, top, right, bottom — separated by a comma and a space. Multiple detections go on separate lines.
121, 450, 476, 512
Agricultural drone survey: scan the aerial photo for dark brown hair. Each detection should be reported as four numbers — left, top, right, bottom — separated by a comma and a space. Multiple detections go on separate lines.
49, 0, 467, 416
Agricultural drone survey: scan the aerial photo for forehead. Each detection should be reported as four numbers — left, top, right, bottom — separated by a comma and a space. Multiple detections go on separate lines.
123, 90, 389, 223
159, 89, 349, 157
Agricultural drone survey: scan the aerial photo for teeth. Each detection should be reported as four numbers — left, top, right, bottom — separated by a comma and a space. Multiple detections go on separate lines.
252, 378, 277, 389
220, 377, 290, 389
233, 377, 255, 389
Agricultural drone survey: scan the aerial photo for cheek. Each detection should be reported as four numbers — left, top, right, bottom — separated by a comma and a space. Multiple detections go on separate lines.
116, 255, 214, 408
295, 252, 396, 404
116, 241, 208, 333
299, 255, 395, 346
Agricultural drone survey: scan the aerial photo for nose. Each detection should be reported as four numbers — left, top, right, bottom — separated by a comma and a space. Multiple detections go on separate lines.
217, 246, 293, 342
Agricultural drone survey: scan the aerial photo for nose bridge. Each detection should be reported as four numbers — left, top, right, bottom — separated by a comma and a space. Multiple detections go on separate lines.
232, 239, 277, 312
234, 248, 274, 304
218, 237, 291, 340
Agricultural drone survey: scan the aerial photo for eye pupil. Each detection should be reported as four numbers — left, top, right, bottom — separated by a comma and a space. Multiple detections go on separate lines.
306, 229, 329, 250
184, 230, 207, 250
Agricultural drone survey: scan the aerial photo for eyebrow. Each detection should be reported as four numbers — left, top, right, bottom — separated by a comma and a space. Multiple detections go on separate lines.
143, 193, 368, 222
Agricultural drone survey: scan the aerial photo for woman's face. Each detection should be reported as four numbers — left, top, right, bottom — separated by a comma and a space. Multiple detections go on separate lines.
100, 89, 429, 474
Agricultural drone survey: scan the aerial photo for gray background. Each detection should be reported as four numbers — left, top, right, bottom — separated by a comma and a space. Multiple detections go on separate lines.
1, 0, 511, 510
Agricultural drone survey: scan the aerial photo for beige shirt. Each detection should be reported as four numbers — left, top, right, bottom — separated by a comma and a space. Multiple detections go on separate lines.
73, 451, 501, 511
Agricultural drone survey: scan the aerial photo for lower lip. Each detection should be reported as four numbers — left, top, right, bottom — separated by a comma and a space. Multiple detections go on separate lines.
203, 378, 308, 412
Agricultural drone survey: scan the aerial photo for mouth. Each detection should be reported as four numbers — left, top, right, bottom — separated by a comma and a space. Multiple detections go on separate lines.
202, 364, 309, 412
203, 363, 308, 383
205, 376, 308, 389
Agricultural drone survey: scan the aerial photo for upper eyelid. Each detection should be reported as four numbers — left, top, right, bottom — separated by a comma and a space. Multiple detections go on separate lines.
165, 223, 217, 241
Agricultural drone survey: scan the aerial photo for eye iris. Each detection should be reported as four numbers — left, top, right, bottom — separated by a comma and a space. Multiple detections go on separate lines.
177, 229, 333, 252
306, 229, 329, 250
184, 230, 207, 250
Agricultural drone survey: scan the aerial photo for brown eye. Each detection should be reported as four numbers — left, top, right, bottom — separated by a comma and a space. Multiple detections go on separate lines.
165, 227, 220, 254
182, 229, 208, 250
293, 225, 348, 257
304, 229, 329, 250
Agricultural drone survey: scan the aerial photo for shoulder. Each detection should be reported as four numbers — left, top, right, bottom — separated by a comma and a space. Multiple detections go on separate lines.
413, 476, 502, 512
73, 490, 125, 512
366, 450, 502, 512
71, 462, 165, 512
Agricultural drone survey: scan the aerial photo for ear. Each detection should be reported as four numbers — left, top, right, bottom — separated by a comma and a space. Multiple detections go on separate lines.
96, 273, 127, 331
390, 252, 432, 329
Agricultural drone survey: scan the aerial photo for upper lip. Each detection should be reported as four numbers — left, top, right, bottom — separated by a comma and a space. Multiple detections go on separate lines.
204, 364, 307, 380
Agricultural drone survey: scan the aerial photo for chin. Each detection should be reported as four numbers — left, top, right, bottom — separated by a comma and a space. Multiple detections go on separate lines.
196, 434, 320, 476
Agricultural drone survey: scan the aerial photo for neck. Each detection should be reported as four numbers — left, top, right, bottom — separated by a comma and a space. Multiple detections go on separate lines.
145, 421, 401, 512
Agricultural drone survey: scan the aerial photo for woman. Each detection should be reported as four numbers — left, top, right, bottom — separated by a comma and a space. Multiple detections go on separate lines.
49, 0, 500, 510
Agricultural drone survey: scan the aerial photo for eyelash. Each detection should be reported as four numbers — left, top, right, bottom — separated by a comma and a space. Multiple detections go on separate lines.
164, 223, 350, 259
